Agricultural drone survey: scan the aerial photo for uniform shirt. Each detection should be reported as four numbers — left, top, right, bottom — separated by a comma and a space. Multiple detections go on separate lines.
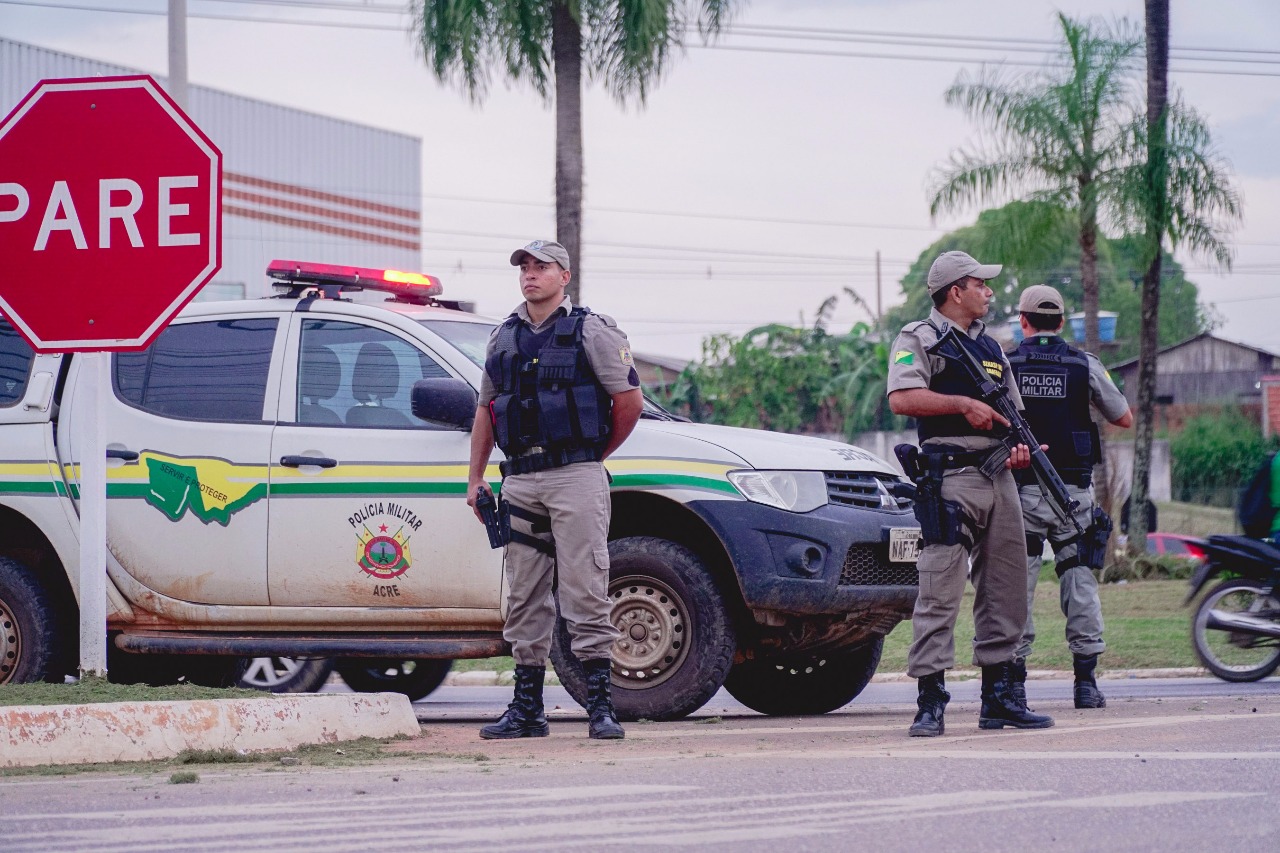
1022, 333, 1129, 423
886, 308, 1024, 407
478, 296, 640, 407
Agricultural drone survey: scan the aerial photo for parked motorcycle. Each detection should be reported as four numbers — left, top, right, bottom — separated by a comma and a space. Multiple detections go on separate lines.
1186, 535, 1280, 682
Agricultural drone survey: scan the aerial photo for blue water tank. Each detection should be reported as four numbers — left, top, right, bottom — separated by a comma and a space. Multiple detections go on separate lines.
1067, 311, 1117, 343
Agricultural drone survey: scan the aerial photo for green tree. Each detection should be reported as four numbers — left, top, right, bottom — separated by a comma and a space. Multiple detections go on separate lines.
415, 0, 739, 303
681, 294, 903, 438
929, 13, 1143, 357
884, 201, 1208, 365
1127, 0, 1240, 551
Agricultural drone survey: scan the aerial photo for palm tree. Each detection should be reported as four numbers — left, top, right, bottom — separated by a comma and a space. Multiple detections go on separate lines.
928, 13, 1142, 357
1125, 0, 1240, 552
415, 0, 738, 303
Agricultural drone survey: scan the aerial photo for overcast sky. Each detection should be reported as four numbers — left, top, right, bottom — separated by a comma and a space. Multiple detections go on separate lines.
4, 0, 1279, 361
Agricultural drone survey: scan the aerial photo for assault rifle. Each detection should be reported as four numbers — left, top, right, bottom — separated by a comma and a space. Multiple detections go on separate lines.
927, 324, 1084, 537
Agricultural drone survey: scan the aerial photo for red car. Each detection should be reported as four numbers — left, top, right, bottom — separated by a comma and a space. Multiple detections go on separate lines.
1146, 532, 1207, 561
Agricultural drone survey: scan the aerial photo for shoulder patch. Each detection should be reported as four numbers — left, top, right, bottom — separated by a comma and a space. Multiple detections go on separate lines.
619, 346, 634, 366
893, 350, 914, 365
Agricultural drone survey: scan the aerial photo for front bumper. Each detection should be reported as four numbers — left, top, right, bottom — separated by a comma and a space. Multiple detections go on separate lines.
688, 497, 920, 620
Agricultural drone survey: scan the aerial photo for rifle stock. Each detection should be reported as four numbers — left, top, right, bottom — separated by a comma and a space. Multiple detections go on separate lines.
927, 325, 1084, 537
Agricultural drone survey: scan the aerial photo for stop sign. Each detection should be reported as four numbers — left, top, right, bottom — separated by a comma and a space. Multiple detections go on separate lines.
0, 75, 221, 352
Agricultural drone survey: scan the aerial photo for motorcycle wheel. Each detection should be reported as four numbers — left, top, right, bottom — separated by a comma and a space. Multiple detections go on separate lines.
1191, 578, 1280, 682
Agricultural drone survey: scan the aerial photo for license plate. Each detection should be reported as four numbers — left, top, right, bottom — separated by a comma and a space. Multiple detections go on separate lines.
889, 528, 922, 563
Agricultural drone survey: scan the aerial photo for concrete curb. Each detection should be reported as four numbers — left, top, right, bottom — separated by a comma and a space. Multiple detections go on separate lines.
0, 692, 418, 769
443, 667, 1207, 687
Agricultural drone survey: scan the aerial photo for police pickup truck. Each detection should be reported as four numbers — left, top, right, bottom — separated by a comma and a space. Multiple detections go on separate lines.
0, 261, 920, 720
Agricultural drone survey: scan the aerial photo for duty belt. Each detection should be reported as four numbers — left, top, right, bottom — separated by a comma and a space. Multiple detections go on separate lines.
922, 446, 1001, 471
499, 445, 604, 477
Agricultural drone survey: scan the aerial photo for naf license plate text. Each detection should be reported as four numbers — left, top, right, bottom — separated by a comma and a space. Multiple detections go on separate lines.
889, 528, 922, 563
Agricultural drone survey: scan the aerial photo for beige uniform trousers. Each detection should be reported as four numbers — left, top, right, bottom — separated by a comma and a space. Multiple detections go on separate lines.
499, 461, 619, 666
1016, 483, 1106, 659
907, 464, 1028, 678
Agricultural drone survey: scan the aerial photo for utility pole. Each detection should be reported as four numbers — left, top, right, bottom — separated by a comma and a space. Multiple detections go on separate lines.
875, 250, 882, 325
168, 0, 189, 108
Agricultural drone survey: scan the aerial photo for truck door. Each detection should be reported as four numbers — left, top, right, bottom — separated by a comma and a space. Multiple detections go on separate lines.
59, 315, 282, 606
266, 315, 502, 610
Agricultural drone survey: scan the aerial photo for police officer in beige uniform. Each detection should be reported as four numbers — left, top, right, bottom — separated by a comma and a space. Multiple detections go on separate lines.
467, 240, 644, 740
1008, 284, 1132, 709
887, 251, 1054, 737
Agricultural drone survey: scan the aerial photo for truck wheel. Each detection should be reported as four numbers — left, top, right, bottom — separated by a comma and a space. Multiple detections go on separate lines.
182, 656, 251, 688
0, 557, 62, 684
723, 637, 884, 716
239, 657, 335, 693
550, 536, 736, 722
335, 659, 452, 701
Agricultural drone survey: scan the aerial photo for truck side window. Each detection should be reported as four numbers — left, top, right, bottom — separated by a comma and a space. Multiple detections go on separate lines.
114, 318, 278, 422
0, 317, 35, 407
297, 319, 449, 428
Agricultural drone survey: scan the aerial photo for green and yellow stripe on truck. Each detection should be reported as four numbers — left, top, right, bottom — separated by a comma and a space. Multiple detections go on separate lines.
1, 452, 742, 526
0, 461, 68, 496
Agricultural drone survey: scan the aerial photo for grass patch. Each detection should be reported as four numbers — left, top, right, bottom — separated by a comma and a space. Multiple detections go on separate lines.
451, 656, 515, 674
0, 679, 266, 707
1154, 500, 1238, 537
879, 575, 1196, 673
169, 771, 199, 784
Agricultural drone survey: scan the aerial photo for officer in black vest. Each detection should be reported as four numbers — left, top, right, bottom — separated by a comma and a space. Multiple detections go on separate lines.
887, 250, 1054, 737
467, 240, 644, 740
1008, 284, 1132, 709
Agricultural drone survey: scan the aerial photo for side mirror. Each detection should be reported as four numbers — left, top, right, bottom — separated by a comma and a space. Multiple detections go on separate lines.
411, 378, 477, 430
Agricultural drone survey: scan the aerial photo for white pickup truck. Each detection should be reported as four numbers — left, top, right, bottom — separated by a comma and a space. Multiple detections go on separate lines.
0, 261, 920, 719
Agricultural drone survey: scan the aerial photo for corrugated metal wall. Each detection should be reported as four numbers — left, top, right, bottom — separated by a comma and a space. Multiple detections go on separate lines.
0, 38, 421, 299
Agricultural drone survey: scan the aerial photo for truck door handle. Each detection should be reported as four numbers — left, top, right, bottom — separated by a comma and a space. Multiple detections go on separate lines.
106, 449, 139, 461
279, 455, 338, 469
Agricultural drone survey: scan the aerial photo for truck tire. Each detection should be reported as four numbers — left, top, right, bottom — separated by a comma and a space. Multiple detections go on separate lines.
182, 656, 251, 688
0, 556, 62, 684
239, 657, 335, 693
551, 536, 736, 722
335, 658, 452, 701
723, 637, 884, 716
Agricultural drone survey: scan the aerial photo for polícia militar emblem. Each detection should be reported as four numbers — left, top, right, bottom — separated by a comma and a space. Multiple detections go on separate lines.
355, 522, 412, 579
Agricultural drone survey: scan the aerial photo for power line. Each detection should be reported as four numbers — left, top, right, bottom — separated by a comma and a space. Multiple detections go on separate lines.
9, 2, 1280, 78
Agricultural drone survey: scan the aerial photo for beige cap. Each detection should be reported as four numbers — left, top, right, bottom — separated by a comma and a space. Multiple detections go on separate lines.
510, 239, 571, 270
1017, 284, 1066, 315
926, 250, 1003, 294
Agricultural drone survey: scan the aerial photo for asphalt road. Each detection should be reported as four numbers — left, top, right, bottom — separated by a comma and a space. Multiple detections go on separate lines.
3, 677, 1278, 852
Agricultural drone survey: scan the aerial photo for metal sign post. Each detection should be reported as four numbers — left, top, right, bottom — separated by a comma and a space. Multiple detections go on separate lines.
76, 353, 108, 677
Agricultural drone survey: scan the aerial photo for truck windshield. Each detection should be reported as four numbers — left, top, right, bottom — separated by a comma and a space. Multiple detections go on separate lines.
417, 319, 495, 367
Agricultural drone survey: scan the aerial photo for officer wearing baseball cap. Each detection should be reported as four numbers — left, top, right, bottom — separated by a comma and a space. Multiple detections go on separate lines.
887, 250, 1054, 736
1008, 284, 1132, 710
467, 240, 644, 740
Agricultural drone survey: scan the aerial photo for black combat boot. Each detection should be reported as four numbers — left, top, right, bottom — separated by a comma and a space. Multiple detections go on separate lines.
1073, 653, 1106, 709
979, 662, 1054, 730
480, 664, 550, 739
583, 658, 625, 740
908, 671, 950, 737
1010, 657, 1029, 710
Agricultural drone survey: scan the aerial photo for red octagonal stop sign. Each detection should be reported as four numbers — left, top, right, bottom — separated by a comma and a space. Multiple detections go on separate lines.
0, 75, 221, 352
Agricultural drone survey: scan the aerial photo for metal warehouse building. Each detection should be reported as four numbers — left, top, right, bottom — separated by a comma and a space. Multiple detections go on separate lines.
0, 37, 421, 300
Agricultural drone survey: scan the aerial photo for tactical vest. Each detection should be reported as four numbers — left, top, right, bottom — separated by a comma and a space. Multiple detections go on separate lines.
1007, 335, 1099, 485
918, 326, 1010, 443
484, 306, 612, 457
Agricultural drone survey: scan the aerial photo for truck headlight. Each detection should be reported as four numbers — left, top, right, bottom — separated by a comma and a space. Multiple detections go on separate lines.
727, 470, 828, 513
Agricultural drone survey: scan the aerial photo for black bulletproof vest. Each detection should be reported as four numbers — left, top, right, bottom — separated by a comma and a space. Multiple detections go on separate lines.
1007, 335, 1099, 478
918, 327, 1010, 442
484, 307, 612, 456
